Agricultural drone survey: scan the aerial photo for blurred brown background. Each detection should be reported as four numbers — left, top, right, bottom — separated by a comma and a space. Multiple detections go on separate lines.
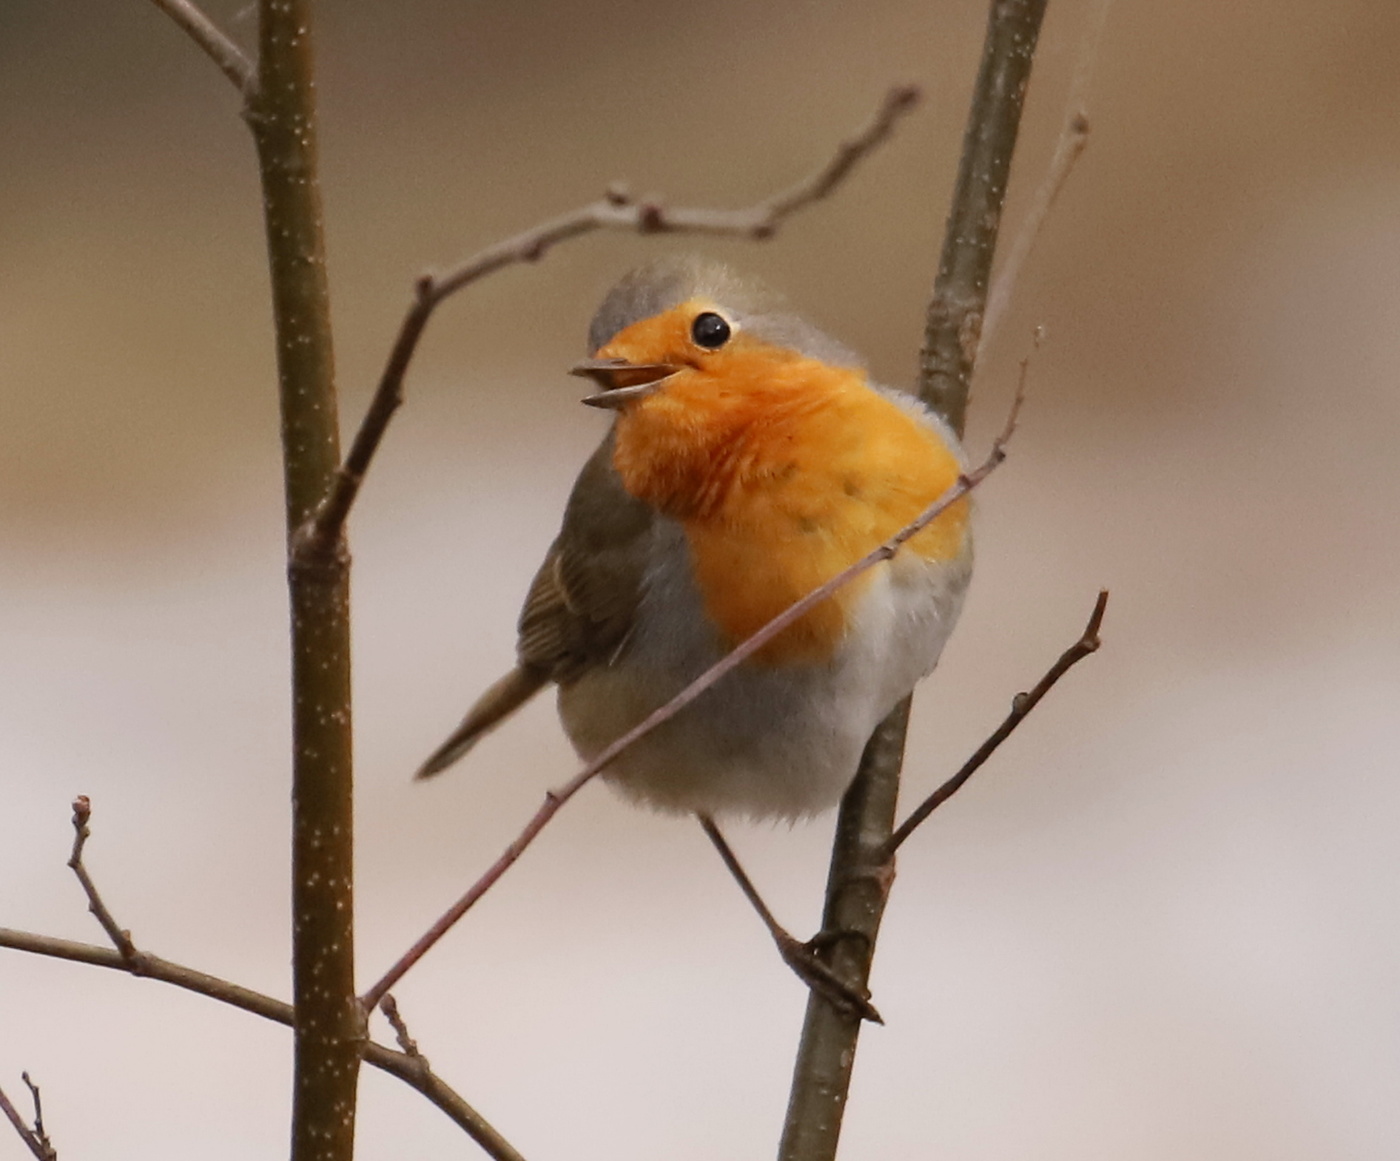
3, 0, 1398, 1157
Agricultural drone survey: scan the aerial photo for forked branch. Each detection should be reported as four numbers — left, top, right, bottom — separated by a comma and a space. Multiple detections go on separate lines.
66, 796, 145, 970
0, 1074, 56, 1161
1, 807, 525, 1161
981, 0, 1114, 352
885, 589, 1108, 856
296, 84, 923, 561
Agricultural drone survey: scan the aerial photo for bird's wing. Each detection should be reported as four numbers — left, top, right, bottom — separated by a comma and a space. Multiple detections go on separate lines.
517, 431, 653, 684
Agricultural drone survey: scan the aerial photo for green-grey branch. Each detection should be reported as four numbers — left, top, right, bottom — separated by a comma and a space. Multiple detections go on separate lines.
246, 1, 359, 1158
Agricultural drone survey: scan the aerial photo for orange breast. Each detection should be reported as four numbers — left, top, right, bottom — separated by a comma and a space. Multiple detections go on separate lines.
612, 352, 969, 664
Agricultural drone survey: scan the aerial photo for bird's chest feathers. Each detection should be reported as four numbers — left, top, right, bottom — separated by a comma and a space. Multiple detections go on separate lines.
612, 370, 968, 664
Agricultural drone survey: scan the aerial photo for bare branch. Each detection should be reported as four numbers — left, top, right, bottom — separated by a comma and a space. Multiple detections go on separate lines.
295, 84, 923, 561
0, 929, 525, 1161
917, 1, 1048, 432
981, 0, 1115, 351
145, 0, 255, 96
360, 373, 1024, 1011
0, 1075, 56, 1161
379, 995, 429, 1073
783, 2, 1050, 1157
884, 589, 1108, 856
65, 796, 146, 971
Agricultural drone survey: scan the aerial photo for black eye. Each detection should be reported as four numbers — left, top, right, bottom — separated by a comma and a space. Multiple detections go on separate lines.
691, 311, 731, 349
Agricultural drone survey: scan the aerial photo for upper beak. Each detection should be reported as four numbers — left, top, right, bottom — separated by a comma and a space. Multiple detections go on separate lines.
571, 357, 680, 409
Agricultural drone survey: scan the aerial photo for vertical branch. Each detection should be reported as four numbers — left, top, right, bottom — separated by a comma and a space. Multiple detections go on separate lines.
920, 0, 1048, 431
246, 3, 360, 1160
777, 704, 909, 1161
779, 2, 1047, 1159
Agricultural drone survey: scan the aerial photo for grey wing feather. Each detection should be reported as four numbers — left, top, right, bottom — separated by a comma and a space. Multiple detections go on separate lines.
518, 431, 653, 683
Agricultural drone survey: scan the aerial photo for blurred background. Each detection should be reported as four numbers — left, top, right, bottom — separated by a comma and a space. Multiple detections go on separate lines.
2, 0, 1398, 1157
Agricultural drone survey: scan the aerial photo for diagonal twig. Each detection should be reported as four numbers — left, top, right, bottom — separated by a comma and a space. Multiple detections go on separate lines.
884, 588, 1109, 857
145, 0, 255, 96
0, 928, 525, 1161
359, 359, 1027, 1012
0, 1075, 56, 1161
294, 84, 923, 564
66, 796, 146, 972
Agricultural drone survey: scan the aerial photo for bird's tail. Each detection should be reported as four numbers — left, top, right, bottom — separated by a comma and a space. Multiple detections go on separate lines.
415, 665, 550, 780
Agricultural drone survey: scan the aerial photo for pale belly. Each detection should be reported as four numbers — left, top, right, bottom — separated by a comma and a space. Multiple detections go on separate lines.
558, 519, 971, 821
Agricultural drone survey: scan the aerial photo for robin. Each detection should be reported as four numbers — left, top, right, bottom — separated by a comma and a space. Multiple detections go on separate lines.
419, 257, 972, 1018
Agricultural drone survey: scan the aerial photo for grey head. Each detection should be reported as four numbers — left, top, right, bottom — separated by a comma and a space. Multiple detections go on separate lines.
585, 256, 865, 371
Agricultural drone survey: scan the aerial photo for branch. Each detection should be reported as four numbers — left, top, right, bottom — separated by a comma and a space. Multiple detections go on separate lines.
145, 0, 255, 96
0, 1074, 56, 1161
981, 0, 1114, 352
65, 796, 145, 970
918, 0, 1049, 434
244, 2, 360, 1157
781, 3, 1049, 1159
0, 929, 525, 1161
360, 364, 1025, 1012
295, 84, 922, 561
379, 995, 428, 1072
884, 589, 1108, 856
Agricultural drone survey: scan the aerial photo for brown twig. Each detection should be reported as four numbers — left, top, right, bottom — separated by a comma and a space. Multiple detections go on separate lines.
981, 0, 1114, 351
296, 84, 922, 560
360, 367, 1025, 1012
0, 1075, 56, 1161
379, 995, 429, 1073
0, 929, 525, 1161
65, 796, 145, 971
145, 0, 256, 95
884, 589, 1108, 856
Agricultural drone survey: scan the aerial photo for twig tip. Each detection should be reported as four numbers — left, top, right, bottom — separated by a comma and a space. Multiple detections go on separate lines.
888, 82, 923, 110
1084, 589, 1110, 643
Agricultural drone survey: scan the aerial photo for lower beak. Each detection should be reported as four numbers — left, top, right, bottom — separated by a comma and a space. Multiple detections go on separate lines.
570, 358, 679, 409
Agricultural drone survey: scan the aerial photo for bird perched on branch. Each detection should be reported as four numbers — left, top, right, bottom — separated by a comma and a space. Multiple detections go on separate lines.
418, 257, 972, 1016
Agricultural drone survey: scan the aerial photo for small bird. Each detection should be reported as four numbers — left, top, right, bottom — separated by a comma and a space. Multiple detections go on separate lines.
419, 257, 972, 1015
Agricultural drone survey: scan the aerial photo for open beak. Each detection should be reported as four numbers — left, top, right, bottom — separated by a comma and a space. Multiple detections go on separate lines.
571, 358, 679, 409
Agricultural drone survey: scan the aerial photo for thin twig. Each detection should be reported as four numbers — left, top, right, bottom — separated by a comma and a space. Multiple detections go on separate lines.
65, 796, 145, 971
360, 370, 1025, 1012
884, 589, 1108, 856
0, 1075, 56, 1161
145, 0, 256, 95
0, 929, 525, 1161
380, 995, 429, 1073
981, 0, 1114, 351
295, 84, 922, 560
